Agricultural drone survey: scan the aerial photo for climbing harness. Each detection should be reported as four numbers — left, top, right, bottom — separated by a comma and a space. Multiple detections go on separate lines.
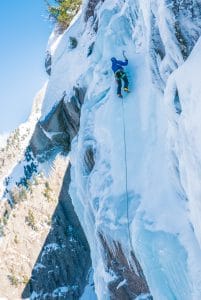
115, 70, 127, 80
121, 98, 135, 254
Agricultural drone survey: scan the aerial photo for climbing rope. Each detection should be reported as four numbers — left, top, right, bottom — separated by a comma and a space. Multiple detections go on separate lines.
121, 98, 134, 253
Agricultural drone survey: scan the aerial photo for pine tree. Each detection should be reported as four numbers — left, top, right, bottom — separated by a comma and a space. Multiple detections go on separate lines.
46, 0, 81, 31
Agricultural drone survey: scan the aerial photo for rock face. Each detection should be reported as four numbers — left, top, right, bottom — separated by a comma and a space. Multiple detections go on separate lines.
0, 70, 91, 299
45, 51, 52, 76
99, 233, 150, 300
0, 156, 91, 300
30, 87, 86, 161
84, 0, 103, 21
22, 165, 91, 300
1, 0, 201, 299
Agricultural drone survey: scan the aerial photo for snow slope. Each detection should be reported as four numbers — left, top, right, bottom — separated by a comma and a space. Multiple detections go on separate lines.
0, 85, 46, 199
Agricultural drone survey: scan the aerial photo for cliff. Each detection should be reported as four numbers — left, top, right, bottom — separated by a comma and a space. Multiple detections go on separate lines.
0, 1, 201, 299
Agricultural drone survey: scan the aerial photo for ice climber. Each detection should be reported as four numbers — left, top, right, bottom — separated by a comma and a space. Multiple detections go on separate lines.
111, 56, 129, 98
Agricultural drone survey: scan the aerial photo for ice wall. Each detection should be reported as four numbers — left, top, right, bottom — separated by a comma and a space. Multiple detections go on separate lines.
1, 0, 201, 299
34, 0, 201, 298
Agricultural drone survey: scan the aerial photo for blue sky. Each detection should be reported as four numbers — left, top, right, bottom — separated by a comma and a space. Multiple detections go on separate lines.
0, 0, 53, 134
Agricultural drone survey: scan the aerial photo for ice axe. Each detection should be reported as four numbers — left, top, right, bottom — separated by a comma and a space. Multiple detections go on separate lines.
122, 50, 128, 60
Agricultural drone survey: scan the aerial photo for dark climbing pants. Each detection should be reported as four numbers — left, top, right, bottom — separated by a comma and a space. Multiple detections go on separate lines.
115, 70, 129, 95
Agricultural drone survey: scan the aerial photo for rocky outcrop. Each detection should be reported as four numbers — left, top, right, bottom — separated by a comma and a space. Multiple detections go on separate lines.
45, 51, 52, 76
84, 0, 103, 21
19, 86, 90, 298
22, 165, 92, 300
99, 233, 151, 300
0, 156, 80, 300
0, 82, 91, 299
30, 86, 86, 161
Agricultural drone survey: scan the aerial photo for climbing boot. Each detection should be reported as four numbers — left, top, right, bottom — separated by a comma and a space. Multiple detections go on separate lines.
117, 94, 123, 98
124, 87, 130, 93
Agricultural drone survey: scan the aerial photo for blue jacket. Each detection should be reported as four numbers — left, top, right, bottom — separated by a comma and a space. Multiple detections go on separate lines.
111, 57, 128, 73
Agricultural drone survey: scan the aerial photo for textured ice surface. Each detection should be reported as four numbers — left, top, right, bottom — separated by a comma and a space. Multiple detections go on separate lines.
1, 0, 201, 299
68, 1, 201, 299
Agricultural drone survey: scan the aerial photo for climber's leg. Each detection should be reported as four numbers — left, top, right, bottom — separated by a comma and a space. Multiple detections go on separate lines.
122, 72, 129, 91
115, 71, 122, 96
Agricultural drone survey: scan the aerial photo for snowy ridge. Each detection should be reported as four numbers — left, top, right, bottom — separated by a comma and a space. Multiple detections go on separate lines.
0, 85, 46, 199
